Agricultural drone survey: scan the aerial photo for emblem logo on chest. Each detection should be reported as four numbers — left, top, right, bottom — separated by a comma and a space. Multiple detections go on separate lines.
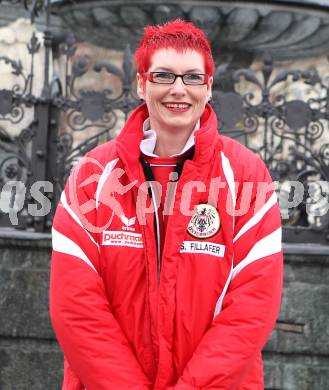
120, 214, 136, 231
187, 204, 220, 239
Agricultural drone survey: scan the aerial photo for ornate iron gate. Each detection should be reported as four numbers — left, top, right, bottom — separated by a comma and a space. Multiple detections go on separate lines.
0, 1, 329, 245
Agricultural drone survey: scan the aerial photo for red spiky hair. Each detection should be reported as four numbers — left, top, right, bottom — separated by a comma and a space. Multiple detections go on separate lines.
135, 19, 215, 76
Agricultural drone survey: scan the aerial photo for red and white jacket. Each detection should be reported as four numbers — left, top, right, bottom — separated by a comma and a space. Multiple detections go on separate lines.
50, 104, 283, 390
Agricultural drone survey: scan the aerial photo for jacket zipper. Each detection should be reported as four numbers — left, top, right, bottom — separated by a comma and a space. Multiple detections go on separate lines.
140, 158, 185, 286
149, 182, 161, 285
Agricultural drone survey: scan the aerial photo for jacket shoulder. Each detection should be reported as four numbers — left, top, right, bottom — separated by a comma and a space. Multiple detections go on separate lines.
85, 139, 119, 165
70, 140, 121, 183
219, 135, 270, 182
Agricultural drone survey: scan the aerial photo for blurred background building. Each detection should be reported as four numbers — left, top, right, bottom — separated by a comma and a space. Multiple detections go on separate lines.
0, 1, 328, 389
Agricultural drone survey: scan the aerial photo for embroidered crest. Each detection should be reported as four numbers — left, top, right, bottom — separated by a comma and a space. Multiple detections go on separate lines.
187, 204, 220, 239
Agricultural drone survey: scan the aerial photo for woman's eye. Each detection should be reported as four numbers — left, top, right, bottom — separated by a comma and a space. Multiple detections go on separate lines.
155, 72, 172, 79
185, 74, 202, 81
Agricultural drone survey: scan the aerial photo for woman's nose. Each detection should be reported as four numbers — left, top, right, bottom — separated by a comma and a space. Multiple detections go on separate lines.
169, 76, 186, 95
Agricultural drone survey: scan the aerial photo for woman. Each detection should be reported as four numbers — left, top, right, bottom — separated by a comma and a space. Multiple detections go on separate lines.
50, 19, 283, 389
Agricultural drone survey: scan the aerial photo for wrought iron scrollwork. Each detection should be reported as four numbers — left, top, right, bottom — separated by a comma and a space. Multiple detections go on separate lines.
0, 23, 49, 230
0, 1, 329, 243
211, 53, 329, 243
53, 37, 140, 187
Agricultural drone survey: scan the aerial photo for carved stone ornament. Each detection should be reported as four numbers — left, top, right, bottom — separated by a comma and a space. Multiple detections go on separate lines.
50, 1, 329, 61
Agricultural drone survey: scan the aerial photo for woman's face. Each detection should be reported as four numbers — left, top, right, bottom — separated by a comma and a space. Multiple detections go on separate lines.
137, 48, 213, 135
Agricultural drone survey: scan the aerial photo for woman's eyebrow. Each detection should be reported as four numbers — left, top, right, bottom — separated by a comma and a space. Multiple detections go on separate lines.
185, 69, 204, 73
152, 67, 204, 73
152, 67, 174, 72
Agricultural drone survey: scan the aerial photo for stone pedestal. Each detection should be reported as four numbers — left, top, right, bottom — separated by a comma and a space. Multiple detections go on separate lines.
0, 229, 328, 389
264, 246, 329, 389
0, 229, 62, 390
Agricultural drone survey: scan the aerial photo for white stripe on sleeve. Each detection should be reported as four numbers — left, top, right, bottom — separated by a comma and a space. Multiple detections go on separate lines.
211, 152, 236, 319
60, 191, 99, 249
233, 192, 278, 243
52, 227, 98, 273
213, 260, 234, 318
95, 158, 119, 209
221, 152, 236, 228
232, 227, 282, 280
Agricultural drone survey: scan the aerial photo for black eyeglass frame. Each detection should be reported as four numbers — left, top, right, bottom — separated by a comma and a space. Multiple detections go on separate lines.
145, 71, 209, 85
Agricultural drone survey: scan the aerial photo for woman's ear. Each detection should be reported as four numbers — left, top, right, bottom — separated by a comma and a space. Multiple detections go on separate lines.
207, 76, 213, 101
136, 73, 145, 100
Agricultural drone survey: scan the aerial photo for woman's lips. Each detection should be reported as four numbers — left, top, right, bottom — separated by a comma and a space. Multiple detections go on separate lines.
162, 102, 191, 112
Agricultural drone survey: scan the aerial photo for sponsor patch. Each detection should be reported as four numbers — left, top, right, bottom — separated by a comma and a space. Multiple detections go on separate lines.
102, 231, 143, 248
187, 204, 220, 239
180, 241, 225, 258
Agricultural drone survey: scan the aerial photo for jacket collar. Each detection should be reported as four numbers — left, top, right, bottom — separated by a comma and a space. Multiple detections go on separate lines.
140, 118, 200, 158
115, 103, 219, 182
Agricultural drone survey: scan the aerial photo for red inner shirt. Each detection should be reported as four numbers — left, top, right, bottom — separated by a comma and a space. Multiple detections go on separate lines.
142, 149, 193, 258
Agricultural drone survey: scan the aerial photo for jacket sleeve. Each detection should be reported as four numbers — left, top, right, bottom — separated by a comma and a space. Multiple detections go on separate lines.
49, 155, 151, 390
173, 158, 283, 389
